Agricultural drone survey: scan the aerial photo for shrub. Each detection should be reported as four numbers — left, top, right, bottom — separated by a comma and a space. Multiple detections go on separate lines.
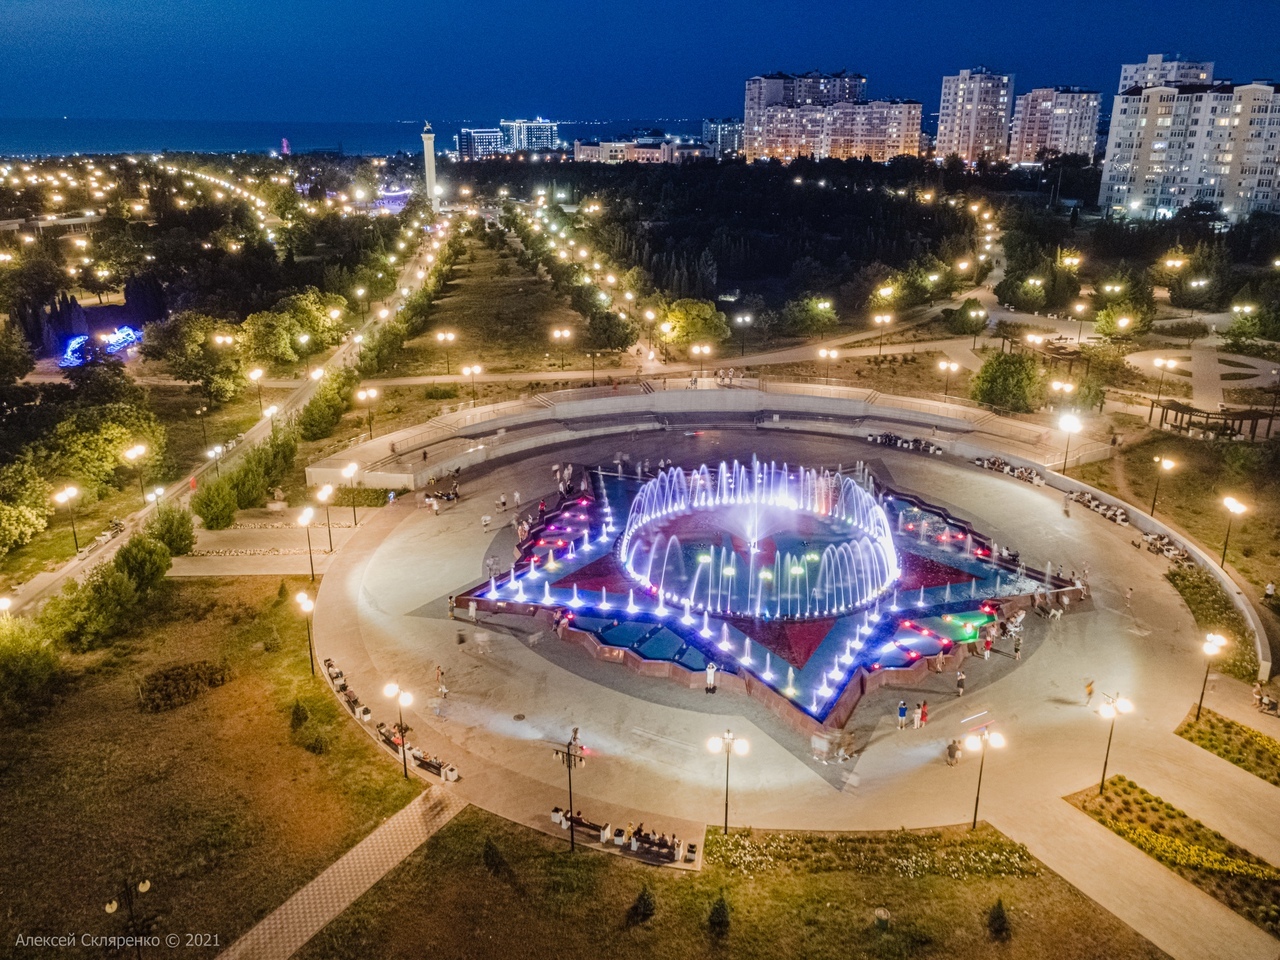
708, 893, 730, 939
113, 535, 172, 596
293, 720, 331, 754
423, 385, 458, 400
290, 698, 310, 731
1165, 566, 1259, 680
192, 476, 238, 530
969, 352, 1044, 413
138, 660, 230, 712
0, 615, 63, 724
987, 898, 1011, 941
39, 562, 139, 651
144, 503, 195, 556
626, 885, 656, 926
298, 368, 358, 441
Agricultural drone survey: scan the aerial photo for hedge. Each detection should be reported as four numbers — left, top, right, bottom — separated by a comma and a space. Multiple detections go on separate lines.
1165, 566, 1260, 680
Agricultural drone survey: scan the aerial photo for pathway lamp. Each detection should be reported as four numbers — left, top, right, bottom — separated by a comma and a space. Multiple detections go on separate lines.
357, 388, 378, 437
343, 463, 360, 527
295, 592, 315, 675
1059, 414, 1082, 473
1197, 634, 1228, 720
734, 314, 752, 357
206, 445, 224, 477
123, 443, 148, 503
248, 368, 264, 414
1097, 695, 1134, 794
938, 360, 958, 398
436, 331, 455, 373
874, 313, 892, 356
298, 507, 316, 582
383, 682, 414, 779
316, 484, 335, 551
707, 729, 749, 835
54, 486, 80, 552
1149, 457, 1175, 516
691, 344, 711, 377
1221, 497, 1247, 567
820, 348, 840, 380
552, 328, 571, 369
964, 726, 1005, 828
554, 728, 586, 851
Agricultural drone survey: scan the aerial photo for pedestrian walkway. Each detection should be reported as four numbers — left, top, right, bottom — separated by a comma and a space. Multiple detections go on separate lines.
218, 790, 466, 960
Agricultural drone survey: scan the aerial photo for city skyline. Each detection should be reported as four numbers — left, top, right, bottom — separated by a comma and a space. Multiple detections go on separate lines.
3, 0, 1278, 124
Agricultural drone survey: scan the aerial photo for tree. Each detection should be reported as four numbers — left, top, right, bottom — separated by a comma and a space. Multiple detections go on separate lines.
0, 614, 63, 724
113, 535, 172, 596
945, 298, 989, 338
191, 476, 238, 530
993, 276, 1047, 314
144, 503, 196, 556
664, 299, 729, 344
0, 323, 34, 385
40, 562, 139, 651
62, 346, 144, 406
0, 461, 51, 557
779, 297, 838, 335
708, 893, 731, 939
141, 311, 246, 403
585, 310, 637, 351
1094, 302, 1152, 338
969, 353, 1044, 413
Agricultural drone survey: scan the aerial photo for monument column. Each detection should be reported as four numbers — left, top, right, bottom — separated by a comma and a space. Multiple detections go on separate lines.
420, 122, 437, 209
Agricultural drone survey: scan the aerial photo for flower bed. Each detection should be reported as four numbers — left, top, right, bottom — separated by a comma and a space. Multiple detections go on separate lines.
1176, 708, 1280, 787
1165, 566, 1259, 681
1070, 775, 1280, 935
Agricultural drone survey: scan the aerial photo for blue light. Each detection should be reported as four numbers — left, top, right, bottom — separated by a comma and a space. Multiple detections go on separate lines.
58, 326, 142, 367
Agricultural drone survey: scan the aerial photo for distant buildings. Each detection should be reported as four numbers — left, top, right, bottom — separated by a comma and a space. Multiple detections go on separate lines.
1117, 54, 1214, 94
500, 118, 559, 152
573, 137, 712, 164
1008, 87, 1101, 162
456, 128, 504, 160
743, 70, 921, 162
936, 67, 1014, 162
702, 118, 745, 158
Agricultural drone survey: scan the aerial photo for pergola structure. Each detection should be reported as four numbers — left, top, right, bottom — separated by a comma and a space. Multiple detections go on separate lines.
1153, 399, 1275, 441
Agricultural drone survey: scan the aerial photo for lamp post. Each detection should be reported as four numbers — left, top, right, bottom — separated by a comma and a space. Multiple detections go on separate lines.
206, 445, 224, 478
355, 287, 367, 317
104, 877, 152, 960
938, 360, 958, 398
436, 331, 455, 373
248, 368, 264, 414
462, 364, 481, 402
298, 507, 316, 582
1050, 380, 1075, 411
1097, 694, 1134, 795
1058, 413, 1082, 474
707, 729, 749, 835
383, 682, 414, 779
552, 328, 571, 369
295, 592, 316, 675
316, 484, 335, 551
343, 463, 359, 527
1074, 303, 1088, 343
1197, 633, 1228, 720
145, 486, 164, 510
1149, 457, 1175, 517
264, 405, 279, 438
1221, 496, 1247, 567
553, 728, 586, 851
874, 313, 892, 357
54, 485, 80, 552
691, 344, 711, 377
820, 348, 839, 380
357, 387, 378, 437
964, 726, 1006, 829
123, 443, 148, 504
735, 314, 752, 357
194, 405, 209, 450
969, 307, 987, 348
1150, 358, 1177, 422
644, 310, 657, 352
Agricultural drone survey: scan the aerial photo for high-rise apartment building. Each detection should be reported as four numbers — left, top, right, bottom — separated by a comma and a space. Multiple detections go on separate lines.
500, 118, 559, 152
456, 128, 504, 160
1100, 80, 1280, 222
702, 118, 745, 157
1117, 54, 1214, 94
936, 67, 1014, 162
1009, 87, 1101, 162
743, 71, 919, 162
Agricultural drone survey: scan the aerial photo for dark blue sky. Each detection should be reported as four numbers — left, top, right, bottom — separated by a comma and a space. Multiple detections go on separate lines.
3, 0, 1278, 122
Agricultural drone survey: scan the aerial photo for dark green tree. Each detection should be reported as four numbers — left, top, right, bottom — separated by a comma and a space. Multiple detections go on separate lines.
969, 353, 1044, 413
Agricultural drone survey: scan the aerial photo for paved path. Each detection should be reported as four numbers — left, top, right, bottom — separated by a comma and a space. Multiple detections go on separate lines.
218, 790, 466, 960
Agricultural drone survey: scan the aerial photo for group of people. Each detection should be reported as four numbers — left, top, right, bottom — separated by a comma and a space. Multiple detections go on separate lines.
974, 456, 1043, 486
868, 432, 944, 455
896, 699, 930, 728
1132, 531, 1189, 564
1253, 683, 1280, 716
1067, 489, 1131, 527
623, 821, 683, 860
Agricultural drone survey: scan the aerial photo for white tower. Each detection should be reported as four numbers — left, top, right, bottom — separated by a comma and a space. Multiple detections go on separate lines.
421, 121, 437, 209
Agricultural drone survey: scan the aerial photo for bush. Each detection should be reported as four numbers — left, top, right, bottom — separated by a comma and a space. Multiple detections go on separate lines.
626, 885, 656, 926
290, 698, 310, 731
144, 503, 196, 556
424, 385, 458, 400
113, 535, 172, 596
298, 368, 358, 441
293, 720, 331, 755
987, 898, 1011, 941
0, 615, 63, 724
39, 562, 139, 651
708, 893, 731, 939
138, 660, 230, 712
192, 476, 238, 530
1165, 566, 1259, 680
969, 352, 1044, 413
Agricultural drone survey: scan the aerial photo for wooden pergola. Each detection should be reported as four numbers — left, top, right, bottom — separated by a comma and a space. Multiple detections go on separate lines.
1153, 399, 1276, 441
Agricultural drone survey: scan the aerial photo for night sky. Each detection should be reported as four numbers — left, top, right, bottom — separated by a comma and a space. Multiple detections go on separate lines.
4, 0, 1279, 122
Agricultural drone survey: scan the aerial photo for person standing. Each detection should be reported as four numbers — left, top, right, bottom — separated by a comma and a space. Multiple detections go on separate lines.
513, 490, 521, 509
498, 493, 507, 512
1085, 679, 1094, 706
1013, 635, 1023, 661
956, 669, 966, 697
946, 739, 959, 766
920, 700, 929, 726
1124, 587, 1133, 610
982, 636, 993, 660
912, 703, 922, 729
1267, 583, 1275, 602
897, 700, 908, 729
705, 661, 717, 694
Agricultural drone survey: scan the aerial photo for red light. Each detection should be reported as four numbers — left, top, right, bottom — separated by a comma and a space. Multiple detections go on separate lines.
537, 539, 546, 546
579, 498, 586, 504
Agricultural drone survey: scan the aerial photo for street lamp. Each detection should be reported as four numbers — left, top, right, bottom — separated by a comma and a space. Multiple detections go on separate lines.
1097, 694, 1134, 795
316, 484, 335, 552
357, 387, 378, 437
551, 328, 571, 369
1074, 303, 1088, 343
1058, 414, 1082, 473
462, 364, 481, 402
968, 307, 987, 348
123, 443, 148, 503
54, 485, 80, 552
248, 368, 264, 414
1197, 633, 1228, 720
874, 313, 892, 356
342, 463, 359, 527
707, 729, 749, 835
1221, 497, 1247, 567
938, 360, 958, 398
354, 287, 367, 316
145, 486, 164, 508
1050, 381, 1075, 408
735, 314, 752, 357
964, 726, 1006, 828
295, 592, 316, 675
691, 344, 711, 377
554, 728, 586, 851
436, 331, 455, 373
206, 444, 224, 477
644, 309, 658, 351
820, 348, 840, 380
1150, 358, 1177, 422
383, 681, 414, 779
298, 507, 316, 582
105, 876, 152, 960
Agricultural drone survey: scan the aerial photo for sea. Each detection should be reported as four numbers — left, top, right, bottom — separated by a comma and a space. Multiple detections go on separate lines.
0, 117, 706, 158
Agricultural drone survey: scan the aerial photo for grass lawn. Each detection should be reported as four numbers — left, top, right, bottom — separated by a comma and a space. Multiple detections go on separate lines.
749, 350, 972, 400
146, 382, 294, 479
295, 809, 1166, 960
1175, 707, 1280, 786
1069, 776, 1280, 937
0, 576, 421, 948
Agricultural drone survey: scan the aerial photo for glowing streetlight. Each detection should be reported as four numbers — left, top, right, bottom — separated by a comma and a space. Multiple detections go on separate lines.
1059, 414, 1082, 473
734, 314, 752, 357
707, 729, 749, 834
315, 484, 335, 552
295, 592, 316, 675
357, 387, 378, 437
342, 462, 359, 527
1149, 457, 1175, 516
1221, 497, 1247, 567
462, 364, 481, 402
873, 313, 892, 356
248, 368, 264, 414
691, 344, 712, 377
820, 348, 839, 379
1097, 694, 1134, 794
1197, 634, 1228, 720
298, 507, 316, 582
1150, 358, 1177, 420
383, 681, 415, 779
937, 359, 959, 398
551, 328, 571, 369
964, 726, 1006, 828
54, 485, 81, 552
206, 444, 224, 477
